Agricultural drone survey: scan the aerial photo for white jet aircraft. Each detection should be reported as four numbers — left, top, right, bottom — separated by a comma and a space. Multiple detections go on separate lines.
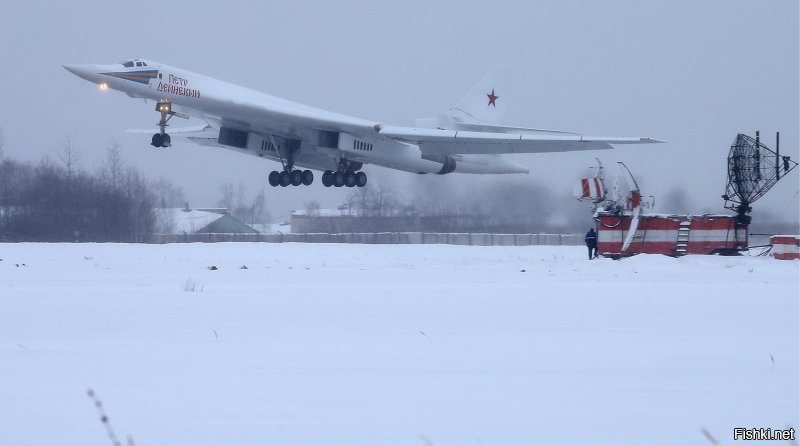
63, 59, 661, 188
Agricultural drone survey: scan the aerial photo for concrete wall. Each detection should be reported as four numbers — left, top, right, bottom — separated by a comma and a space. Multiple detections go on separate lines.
150, 232, 585, 246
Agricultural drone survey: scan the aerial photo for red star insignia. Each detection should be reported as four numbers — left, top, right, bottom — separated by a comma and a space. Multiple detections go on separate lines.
487, 89, 499, 107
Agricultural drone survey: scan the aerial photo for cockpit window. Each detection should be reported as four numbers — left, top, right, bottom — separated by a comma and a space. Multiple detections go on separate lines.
120, 59, 148, 68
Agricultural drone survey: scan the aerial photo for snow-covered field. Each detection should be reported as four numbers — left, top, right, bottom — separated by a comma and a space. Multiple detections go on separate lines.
1, 243, 797, 445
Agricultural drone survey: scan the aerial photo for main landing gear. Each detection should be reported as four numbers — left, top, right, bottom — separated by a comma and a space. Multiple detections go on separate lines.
267, 169, 367, 188
265, 134, 315, 187
268, 169, 314, 187
321, 160, 367, 188
321, 170, 367, 188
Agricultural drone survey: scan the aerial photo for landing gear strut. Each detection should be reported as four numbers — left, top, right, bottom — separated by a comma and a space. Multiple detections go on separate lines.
150, 101, 185, 148
267, 135, 314, 187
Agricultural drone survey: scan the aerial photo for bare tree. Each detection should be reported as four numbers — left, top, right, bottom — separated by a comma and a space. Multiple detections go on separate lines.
58, 137, 82, 181
304, 199, 321, 217
54, 139, 83, 238
215, 182, 269, 226
153, 208, 176, 234
150, 179, 185, 234
344, 188, 360, 216
353, 183, 374, 217
101, 143, 124, 190
216, 182, 236, 210
119, 167, 156, 242
249, 188, 268, 226
0, 158, 34, 240
150, 178, 186, 208
372, 183, 399, 217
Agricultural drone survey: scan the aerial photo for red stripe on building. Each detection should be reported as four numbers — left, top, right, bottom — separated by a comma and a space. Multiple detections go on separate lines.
581, 179, 590, 198
771, 236, 800, 246
771, 235, 800, 260
595, 214, 747, 257
774, 253, 800, 260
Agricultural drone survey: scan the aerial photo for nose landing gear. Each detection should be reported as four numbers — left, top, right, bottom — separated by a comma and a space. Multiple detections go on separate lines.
151, 133, 170, 148
150, 101, 187, 148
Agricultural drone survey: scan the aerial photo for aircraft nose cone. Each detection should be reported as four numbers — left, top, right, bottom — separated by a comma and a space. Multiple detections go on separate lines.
62, 64, 100, 82
62, 64, 85, 76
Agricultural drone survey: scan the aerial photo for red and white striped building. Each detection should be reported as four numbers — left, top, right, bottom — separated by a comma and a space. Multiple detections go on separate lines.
771, 235, 800, 260
596, 213, 748, 257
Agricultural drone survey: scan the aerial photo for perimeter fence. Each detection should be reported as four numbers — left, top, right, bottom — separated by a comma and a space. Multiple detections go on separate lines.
150, 232, 585, 246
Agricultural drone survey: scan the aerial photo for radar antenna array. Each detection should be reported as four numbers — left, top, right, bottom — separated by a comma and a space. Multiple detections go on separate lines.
722, 131, 797, 223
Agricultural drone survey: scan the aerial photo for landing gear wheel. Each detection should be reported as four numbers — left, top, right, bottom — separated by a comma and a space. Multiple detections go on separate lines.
161, 134, 171, 148
302, 170, 314, 186
290, 170, 303, 186
321, 171, 333, 187
344, 171, 357, 187
332, 171, 345, 187
279, 171, 291, 187
356, 171, 367, 187
151, 133, 163, 147
268, 171, 280, 187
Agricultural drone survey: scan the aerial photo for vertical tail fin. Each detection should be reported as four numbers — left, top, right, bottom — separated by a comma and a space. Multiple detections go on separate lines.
446, 66, 509, 126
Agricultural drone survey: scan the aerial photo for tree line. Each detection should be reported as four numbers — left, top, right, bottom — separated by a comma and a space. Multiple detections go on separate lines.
298, 175, 593, 234
309, 173, 711, 234
0, 140, 184, 242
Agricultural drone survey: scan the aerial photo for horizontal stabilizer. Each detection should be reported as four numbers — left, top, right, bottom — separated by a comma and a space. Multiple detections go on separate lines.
126, 124, 213, 135
128, 124, 220, 147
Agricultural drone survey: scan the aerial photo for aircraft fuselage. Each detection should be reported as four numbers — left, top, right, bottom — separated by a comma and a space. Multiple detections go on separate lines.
63, 60, 528, 176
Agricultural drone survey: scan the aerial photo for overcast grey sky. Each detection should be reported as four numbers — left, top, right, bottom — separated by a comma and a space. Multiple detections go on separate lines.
1, 0, 797, 223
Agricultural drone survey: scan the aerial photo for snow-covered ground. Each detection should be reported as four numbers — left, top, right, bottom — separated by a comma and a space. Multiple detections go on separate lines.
1, 243, 797, 445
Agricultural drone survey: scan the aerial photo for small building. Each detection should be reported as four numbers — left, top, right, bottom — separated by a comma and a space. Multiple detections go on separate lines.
155, 206, 258, 235
771, 235, 800, 260
596, 213, 748, 257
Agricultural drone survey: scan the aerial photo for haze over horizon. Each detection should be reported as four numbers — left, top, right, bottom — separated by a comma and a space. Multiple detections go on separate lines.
1, 0, 797, 225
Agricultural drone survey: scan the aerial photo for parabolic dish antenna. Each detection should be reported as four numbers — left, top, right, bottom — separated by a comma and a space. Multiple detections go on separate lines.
722, 132, 797, 223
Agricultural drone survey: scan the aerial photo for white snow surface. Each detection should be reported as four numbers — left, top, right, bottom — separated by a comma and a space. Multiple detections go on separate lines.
1, 243, 797, 445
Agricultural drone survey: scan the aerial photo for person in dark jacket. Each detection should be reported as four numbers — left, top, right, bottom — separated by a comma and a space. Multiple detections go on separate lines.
585, 228, 598, 259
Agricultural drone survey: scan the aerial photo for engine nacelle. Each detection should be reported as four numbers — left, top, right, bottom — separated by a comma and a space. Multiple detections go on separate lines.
422, 152, 457, 175
437, 156, 457, 175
